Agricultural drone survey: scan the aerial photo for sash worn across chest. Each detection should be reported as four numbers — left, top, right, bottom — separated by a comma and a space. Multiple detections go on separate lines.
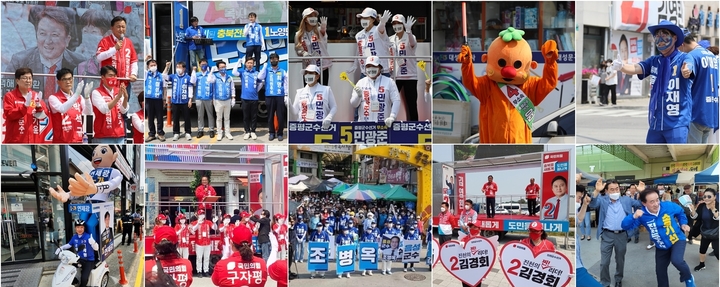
497, 83, 536, 129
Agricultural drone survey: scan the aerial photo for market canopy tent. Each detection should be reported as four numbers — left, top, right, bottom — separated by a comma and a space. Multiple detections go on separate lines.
654, 171, 697, 184
339, 188, 384, 201
334, 183, 391, 195
380, 185, 417, 201
301, 175, 322, 187
695, 162, 719, 184
289, 175, 308, 185
327, 178, 344, 184
311, 180, 338, 192
289, 182, 309, 192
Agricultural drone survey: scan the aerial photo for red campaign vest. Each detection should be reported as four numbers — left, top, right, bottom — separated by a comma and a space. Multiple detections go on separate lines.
3, 88, 33, 143
272, 224, 288, 250
193, 221, 213, 246
30, 99, 52, 144
92, 86, 125, 138
133, 109, 144, 143
175, 224, 192, 248
50, 91, 84, 143
221, 223, 236, 242
98, 36, 137, 86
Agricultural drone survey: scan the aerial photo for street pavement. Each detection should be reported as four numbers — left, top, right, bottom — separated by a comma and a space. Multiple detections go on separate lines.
432, 233, 576, 287
144, 105, 284, 144
576, 97, 650, 144
190, 272, 278, 286
290, 247, 432, 287
579, 227, 718, 287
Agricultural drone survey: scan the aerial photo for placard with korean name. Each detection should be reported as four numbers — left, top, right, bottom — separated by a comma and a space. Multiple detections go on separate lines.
359, 242, 379, 270
380, 234, 404, 261
288, 121, 432, 144
336, 244, 357, 274
402, 240, 422, 263
308, 241, 329, 271
69, 203, 93, 214
499, 241, 573, 287
439, 238, 496, 287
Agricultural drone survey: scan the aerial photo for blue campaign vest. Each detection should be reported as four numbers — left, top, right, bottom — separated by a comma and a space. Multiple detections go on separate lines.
70, 233, 95, 261
144, 71, 163, 99
170, 74, 192, 104
638, 52, 693, 131
689, 48, 719, 129
245, 23, 263, 46
265, 67, 286, 96
239, 69, 260, 100
90, 167, 114, 183
212, 72, 234, 101
195, 72, 213, 101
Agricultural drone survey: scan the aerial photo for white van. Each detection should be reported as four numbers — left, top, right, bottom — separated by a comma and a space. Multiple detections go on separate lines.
496, 203, 522, 215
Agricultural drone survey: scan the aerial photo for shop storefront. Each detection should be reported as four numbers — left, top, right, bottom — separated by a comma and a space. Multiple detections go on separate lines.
1, 145, 140, 264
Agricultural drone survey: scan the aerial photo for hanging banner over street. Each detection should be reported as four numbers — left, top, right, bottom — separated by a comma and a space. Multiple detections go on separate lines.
612, 1, 685, 33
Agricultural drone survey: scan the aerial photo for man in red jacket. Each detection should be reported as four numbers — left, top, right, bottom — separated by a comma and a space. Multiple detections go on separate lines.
195, 176, 217, 221
91, 66, 128, 143
525, 178, 540, 216
191, 209, 217, 278
482, 175, 498, 218
3, 68, 36, 143
96, 16, 138, 88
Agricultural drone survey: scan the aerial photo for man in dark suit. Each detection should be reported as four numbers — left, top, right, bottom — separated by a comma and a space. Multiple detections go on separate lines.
4, 6, 85, 100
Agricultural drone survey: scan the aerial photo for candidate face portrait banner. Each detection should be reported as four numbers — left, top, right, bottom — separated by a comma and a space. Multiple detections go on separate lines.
442, 164, 456, 212
97, 202, 114, 262
540, 151, 570, 221
336, 244, 357, 274
380, 234, 404, 262
439, 238, 496, 287
359, 242, 379, 270
499, 241, 574, 287
609, 31, 644, 96
308, 241, 329, 271
402, 240, 422, 263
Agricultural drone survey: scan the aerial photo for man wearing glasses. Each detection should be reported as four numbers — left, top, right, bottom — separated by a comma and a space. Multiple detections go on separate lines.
3, 68, 40, 143
622, 183, 697, 287
589, 178, 643, 287
48, 68, 94, 143
612, 20, 695, 144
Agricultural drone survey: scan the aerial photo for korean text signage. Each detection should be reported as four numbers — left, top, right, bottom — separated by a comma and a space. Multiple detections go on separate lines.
612, 1, 685, 33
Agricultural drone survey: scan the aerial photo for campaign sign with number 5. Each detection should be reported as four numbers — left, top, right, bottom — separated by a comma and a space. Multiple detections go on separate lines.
431, 238, 440, 267
499, 241, 573, 287
439, 238, 496, 287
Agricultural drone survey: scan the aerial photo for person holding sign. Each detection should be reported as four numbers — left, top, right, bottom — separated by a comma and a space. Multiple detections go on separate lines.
542, 175, 569, 221
360, 225, 378, 276
212, 225, 268, 287
482, 176, 498, 218
174, 214, 191, 259
519, 221, 555, 252
350, 55, 401, 127
336, 225, 354, 278
621, 184, 696, 287
458, 199, 478, 240
309, 222, 329, 278
612, 20, 694, 143
403, 225, 421, 272
686, 188, 719, 272
380, 220, 402, 275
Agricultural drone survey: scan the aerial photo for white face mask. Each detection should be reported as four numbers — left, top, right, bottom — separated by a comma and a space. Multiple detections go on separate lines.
360, 19, 371, 28
279, 219, 285, 224
149, 66, 157, 73
366, 67, 380, 77
180, 219, 186, 224
575, 202, 581, 211
224, 219, 230, 224
160, 220, 166, 224
465, 205, 471, 210
659, 190, 665, 195
609, 193, 621, 200
307, 17, 318, 26
198, 215, 205, 220
177, 69, 185, 75
393, 24, 404, 33
304, 74, 316, 84
343, 231, 349, 235
440, 207, 446, 212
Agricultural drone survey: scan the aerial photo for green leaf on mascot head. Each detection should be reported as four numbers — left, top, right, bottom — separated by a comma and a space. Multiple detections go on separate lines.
499, 27, 525, 42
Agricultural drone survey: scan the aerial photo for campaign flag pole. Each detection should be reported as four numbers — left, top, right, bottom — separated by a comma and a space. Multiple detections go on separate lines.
462, 2, 468, 45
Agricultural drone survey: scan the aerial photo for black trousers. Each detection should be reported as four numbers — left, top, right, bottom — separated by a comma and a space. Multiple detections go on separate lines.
439, 235, 452, 245
606, 84, 617, 105
288, 241, 295, 270
172, 103, 191, 134
486, 197, 496, 218
266, 96, 286, 135
242, 99, 258, 133
527, 198, 537, 216
321, 68, 329, 86
599, 83, 608, 104
146, 98, 165, 136
79, 258, 93, 287
247, 46, 262, 71
122, 224, 133, 244
396, 80, 419, 121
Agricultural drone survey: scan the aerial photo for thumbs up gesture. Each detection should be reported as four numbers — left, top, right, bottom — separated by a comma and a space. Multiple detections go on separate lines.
681, 62, 691, 78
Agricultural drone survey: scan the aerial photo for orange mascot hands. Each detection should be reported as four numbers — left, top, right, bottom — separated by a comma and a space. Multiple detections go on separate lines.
458, 45, 473, 64
460, 27, 559, 144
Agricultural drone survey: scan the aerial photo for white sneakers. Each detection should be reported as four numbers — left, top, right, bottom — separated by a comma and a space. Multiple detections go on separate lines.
243, 133, 250, 140
217, 132, 224, 141
225, 132, 233, 140
250, 132, 257, 140
172, 134, 180, 141
185, 134, 191, 141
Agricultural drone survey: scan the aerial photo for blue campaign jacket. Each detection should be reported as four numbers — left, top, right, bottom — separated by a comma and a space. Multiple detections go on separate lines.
638, 50, 694, 131
589, 194, 643, 240
295, 222, 307, 242
621, 201, 688, 250
68, 232, 95, 261
310, 229, 330, 242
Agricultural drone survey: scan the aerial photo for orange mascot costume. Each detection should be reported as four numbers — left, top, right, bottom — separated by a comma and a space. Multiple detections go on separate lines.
458, 27, 558, 143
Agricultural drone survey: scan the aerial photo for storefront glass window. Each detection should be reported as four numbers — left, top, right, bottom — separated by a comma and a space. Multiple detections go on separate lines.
434, 1, 575, 52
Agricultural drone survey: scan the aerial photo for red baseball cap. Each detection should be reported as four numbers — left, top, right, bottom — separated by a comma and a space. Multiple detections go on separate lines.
223, 214, 232, 219
275, 213, 285, 220
268, 260, 288, 287
232, 225, 253, 245
154, 226, 178, 244
240, 211, 250, 218
529, 221, 543, 231
157, 214, 167, 220
197, 209, 205, 215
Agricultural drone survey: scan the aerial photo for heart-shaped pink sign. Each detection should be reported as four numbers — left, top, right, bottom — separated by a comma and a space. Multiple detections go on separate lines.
439, 238, 496, 287
499, 241, 573, 287
431, 238, 440, 267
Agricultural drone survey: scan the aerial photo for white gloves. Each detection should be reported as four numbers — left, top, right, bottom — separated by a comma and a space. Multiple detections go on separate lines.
353, 87, 363, 96
213, 217, 219, 223
384, 116, 395, 128
24, 92, 32, 106
211, 66, 218, 73
612, 59, 623, 71
322, 118, 331, 130
74, 80, 85, 97
320, 16, 328, 29
83, 82, 95, 99
55, 248, 63, 255
404, 16, 416, 33
231, 99, 236, 107
379, 10, 392, 26
88, 236, 99, 250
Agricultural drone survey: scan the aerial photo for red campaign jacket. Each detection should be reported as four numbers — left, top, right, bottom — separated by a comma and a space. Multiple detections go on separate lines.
520, 238, 556, 253
132, 109, 143, 143
49, 91, 84, 143
272, 223, 288, 250
145, 256, 193, 287
192, 220, 215, 246
220, 223, 236, 242
175, 224, 192, 248
3, 88, 34, 143
211, 252, 268, 287
92, 86, 126, 138
195, 185, 217, 210
97, 35, 138, 86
